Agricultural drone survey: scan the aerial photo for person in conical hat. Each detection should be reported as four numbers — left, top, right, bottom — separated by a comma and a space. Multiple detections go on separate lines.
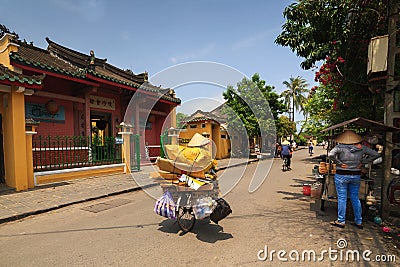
334, 129, 363, 144
187, 133, 211, 147
328, 129, 381, 229
281, 139, 293, 169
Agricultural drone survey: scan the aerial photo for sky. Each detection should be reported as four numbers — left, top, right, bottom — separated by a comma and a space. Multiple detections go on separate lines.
1, 0, 317, 122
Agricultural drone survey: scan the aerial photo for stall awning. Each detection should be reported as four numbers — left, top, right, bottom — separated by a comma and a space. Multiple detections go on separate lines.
321, 117, 400, 133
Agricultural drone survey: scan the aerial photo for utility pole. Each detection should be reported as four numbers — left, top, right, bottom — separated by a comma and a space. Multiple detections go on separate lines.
382, 0, 399, 219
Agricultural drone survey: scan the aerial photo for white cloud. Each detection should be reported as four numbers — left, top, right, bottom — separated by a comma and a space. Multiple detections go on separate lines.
231, 30, 272, 50
50, 0, 106, 22
120, 31, 130, 41
169, 43, 216, 64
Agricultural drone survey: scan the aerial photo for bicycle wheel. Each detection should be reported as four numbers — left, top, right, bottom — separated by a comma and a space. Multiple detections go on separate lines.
282, 159, 287, 171
177, 207, 196, 232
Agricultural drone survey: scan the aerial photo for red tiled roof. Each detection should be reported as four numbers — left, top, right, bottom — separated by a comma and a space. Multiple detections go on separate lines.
8, 37, 181, 103
0, 63, 44, 89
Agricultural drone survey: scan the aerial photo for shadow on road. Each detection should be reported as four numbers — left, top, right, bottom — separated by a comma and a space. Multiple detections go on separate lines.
158, 219, 233, 243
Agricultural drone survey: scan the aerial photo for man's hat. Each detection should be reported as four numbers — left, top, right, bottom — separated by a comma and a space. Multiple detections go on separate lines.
187, 133, 211, 147
334, 130, 363, 144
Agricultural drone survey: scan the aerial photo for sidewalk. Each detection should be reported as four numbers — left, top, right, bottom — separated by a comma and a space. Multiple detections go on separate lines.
0, 157, 257, 224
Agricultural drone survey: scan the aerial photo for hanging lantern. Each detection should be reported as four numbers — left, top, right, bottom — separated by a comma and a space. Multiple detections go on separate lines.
96, 120, 108, 130
45, 100, 59, 114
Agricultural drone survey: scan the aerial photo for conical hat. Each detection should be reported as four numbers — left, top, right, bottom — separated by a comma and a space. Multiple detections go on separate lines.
188, 133, 211, 147
282, 140, 290, 145
334, 130, 362, 144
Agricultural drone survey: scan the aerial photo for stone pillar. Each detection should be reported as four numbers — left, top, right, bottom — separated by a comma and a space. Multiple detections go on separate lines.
4, 89, 29, 191
119, 123, 133, 173
25, 123, 38, 188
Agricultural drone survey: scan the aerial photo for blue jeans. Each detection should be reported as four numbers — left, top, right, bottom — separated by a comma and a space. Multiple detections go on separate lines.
334, 173, 362, 225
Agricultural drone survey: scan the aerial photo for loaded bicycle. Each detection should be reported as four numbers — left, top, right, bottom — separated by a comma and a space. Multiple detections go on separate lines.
175, 183, 218, 231
157, 179, 231, 233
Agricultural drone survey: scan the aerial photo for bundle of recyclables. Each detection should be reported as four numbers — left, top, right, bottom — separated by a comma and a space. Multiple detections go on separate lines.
152, 133, 232, 223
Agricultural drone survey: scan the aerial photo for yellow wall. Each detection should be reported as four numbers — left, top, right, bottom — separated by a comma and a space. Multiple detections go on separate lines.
35, 165, 124, 185
0, 33, 32, 190
0, 34, 19, 69
2, 90, 29, 190
179, 121, 212, 140
179, 121, 230, 159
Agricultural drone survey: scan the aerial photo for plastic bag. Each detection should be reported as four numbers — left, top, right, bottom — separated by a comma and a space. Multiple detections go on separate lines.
154, 190, 176, 220
210, 198, 232, 224
192, 197, 215, 219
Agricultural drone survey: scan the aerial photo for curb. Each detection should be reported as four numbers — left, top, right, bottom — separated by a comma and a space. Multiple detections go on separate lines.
0, 183, 157, 225
0, 159, 256, 225
217, 158, 259, 171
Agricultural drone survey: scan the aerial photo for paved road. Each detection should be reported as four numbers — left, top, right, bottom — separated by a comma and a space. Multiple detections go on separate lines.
0, 146, 398, 266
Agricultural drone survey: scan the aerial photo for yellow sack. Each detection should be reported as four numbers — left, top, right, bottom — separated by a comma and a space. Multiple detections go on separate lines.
164, 145, 212, 169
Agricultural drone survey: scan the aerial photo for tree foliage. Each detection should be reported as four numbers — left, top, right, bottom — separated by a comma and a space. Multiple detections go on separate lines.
176, 112, 189, 129
276, 115, 296, 138
222, 73, 286, 139
281, 76, 309, 122
275, 0, 390, 126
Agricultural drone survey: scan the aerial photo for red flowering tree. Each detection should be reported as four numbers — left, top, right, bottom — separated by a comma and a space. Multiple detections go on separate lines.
276, 0, 389, 126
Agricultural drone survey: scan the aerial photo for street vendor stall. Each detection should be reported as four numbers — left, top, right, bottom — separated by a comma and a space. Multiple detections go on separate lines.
318, 117, 400, 217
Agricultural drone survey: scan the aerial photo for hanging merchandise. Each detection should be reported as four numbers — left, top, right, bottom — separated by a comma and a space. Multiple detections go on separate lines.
210, 198, 232, 224
154, 190, 176, 220
179, 174, 208, 190
193, 197, 215, 219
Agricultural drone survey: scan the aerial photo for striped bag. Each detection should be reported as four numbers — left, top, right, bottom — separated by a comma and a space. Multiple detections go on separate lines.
154, 190, 176, 220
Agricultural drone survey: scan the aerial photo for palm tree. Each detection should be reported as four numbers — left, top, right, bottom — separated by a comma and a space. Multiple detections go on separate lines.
281, 76, 309, 123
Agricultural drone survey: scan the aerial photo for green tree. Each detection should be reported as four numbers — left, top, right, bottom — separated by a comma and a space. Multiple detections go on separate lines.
222, 74, 286, 151
276, 115, 296, 139
176, 112, 188, 129
275, 0, 389, 125
281, 76, 309, 123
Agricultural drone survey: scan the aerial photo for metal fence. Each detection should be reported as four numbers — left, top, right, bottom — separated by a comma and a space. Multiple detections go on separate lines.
32, 135, 122, 172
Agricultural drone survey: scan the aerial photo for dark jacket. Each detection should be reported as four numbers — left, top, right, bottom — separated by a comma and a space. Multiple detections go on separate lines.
328, 144, 381, 172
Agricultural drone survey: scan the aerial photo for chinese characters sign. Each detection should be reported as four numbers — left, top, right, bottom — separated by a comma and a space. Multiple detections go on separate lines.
90, 95, 115, 111
25, 102, 65, 123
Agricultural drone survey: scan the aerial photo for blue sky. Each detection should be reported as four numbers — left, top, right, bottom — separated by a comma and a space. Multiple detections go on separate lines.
1, 0, 317, 121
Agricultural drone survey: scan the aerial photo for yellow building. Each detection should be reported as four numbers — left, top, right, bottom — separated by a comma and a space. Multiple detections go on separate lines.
0, 58, 45, 191
179, 109, 230, 159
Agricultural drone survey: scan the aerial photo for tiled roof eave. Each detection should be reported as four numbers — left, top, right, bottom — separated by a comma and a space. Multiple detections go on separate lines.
0, 78, 44, 89
10, 52, 87, 79
87, 71, 181, 103
0, 64, 45, 89
8, 51, 181, 104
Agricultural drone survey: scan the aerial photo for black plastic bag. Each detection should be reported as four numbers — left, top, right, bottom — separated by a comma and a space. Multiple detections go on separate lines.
210, 198, 232, 224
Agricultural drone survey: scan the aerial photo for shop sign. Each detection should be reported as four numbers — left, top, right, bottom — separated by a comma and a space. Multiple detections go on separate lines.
90, 95, 115, 111
25, 102, 65, 123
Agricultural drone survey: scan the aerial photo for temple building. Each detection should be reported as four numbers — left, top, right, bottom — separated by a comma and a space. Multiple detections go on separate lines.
0, 33, 180, 191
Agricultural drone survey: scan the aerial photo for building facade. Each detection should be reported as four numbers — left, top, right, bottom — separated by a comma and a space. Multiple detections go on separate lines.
179, 108, 230, 159
0, 33, 180, 190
